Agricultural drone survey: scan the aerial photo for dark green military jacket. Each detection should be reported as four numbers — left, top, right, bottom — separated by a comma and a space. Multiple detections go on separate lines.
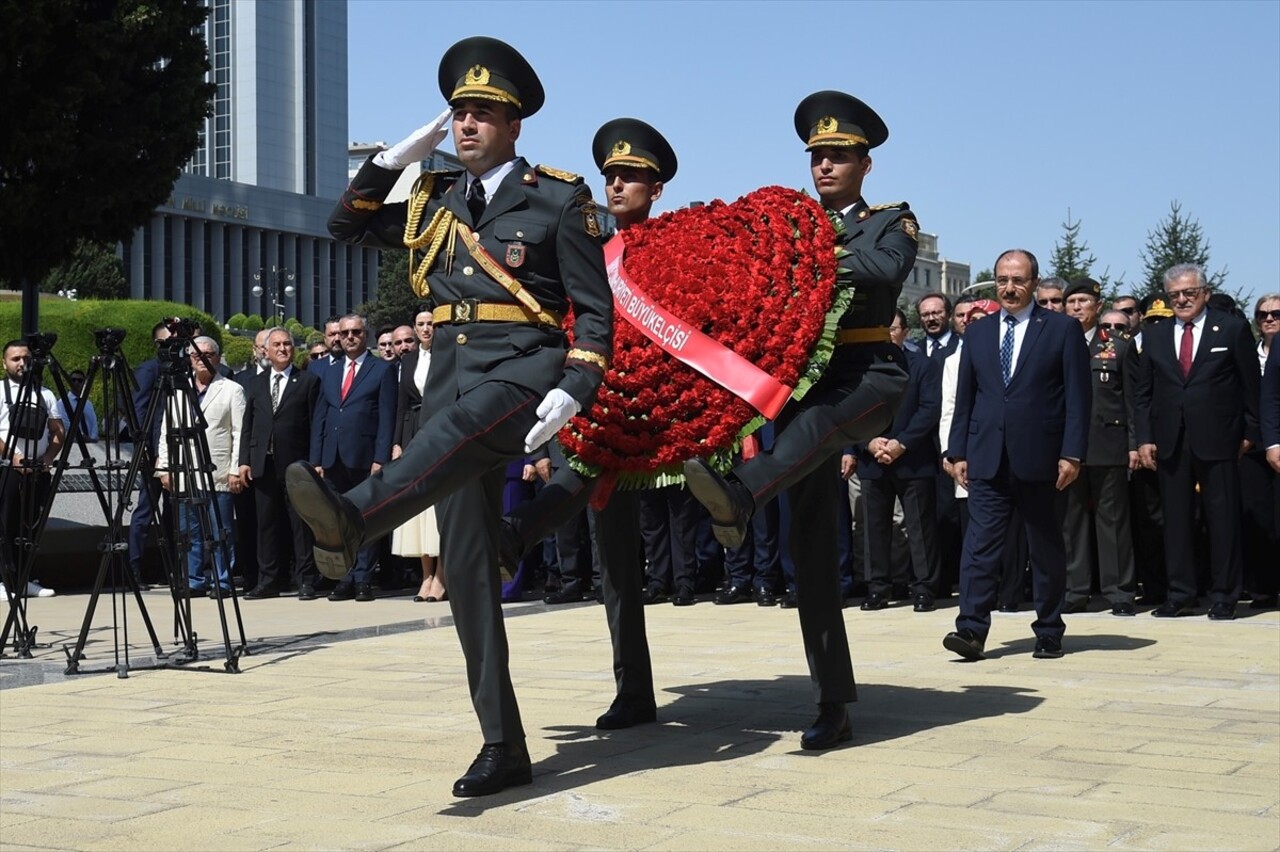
1084, 327, 1136, 467
329, 156, 612, 408
838, 199, 919, 330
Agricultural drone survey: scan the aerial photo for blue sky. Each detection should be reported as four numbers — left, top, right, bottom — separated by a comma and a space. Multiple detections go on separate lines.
347, 0, 1279, 304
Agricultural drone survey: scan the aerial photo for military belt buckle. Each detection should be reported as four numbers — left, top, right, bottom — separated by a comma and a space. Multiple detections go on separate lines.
455, 298, 479, 323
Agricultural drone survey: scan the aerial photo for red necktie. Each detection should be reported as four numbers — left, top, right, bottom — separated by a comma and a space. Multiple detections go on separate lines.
341, 360, 356, 400
1178, 322, 1194, 379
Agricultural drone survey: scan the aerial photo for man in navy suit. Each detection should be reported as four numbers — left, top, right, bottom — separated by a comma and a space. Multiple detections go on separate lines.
943, 249, 1091, 660
917, 292, 960, 361
309, 313, 397, 601
127, 320, 172, 588
857, 308, 943, 612
1134, 264, 1260, 620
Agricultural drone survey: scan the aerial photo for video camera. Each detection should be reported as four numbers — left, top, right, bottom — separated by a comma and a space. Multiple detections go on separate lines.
22, 331, 58, 360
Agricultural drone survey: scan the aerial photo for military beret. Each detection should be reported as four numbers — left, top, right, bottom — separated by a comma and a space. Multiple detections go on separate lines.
1065, 277, 1102, 301
794, 90, 888, 151
592, 118, 677, 184
438, 36, 544, 117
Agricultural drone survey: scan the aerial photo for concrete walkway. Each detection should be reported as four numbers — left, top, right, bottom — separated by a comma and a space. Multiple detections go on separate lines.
1, 588, 1277, 850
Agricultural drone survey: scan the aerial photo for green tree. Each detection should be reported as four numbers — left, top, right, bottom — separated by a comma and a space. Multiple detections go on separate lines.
0, 0, 214, 333
358, 249, 423, 331
38, 240, 128, 299
1138, 201, 1227, 298
1049, 210, 1097, 282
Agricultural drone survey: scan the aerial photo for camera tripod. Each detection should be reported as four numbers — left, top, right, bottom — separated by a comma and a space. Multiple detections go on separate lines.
63, 322, 248, 675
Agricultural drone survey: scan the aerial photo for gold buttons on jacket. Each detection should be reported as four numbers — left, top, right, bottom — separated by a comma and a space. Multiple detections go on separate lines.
456, 333, 468, 345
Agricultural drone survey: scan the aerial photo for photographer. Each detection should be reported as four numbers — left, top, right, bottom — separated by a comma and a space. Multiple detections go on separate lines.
0, 339, 64, 598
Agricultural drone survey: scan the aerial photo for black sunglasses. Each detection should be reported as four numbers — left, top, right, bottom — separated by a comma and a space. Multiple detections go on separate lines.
1098, 323, 1128, 331
309, 352, 325, 360
1256, 310, 1280, 322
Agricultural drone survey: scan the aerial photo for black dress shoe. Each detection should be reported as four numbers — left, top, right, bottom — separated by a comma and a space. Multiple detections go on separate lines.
714, 585, 753, 605
596, 697, 657, 730
327, 582, 355, 602
206, 586, 232, 599
860, 593, 889, 611
1112, 601, 1136, 616
997, 602, 1019, 613
642, 586, 668, 605
912, 593, 935, 613
285, 462, 364, 581
779, 590, 798, 609
1152, 600, 1194, 617
682, 458, 753, 550
451, 742, 532, 797
543, 588, 585, 605
244, 584, 280, 599
297, 584, 317, 601
1032, 635, 1064, 659
800, 702, 852, 750
354, 583, 375, 602
1064, 599, 1089, 614
497, 519, 523, 583
754, 588, 778, 607
1207, 601, 1236, 621
942, 628, 986, 661
672, 590, 696, 606
1249, 595, 1278, 610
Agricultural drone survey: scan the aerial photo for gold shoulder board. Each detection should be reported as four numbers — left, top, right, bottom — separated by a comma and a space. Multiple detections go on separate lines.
535, 165, 582, 183
868, 201, 910, 212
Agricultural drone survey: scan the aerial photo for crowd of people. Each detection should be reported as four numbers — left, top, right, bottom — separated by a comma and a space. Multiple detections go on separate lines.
4, 32, 1277, 801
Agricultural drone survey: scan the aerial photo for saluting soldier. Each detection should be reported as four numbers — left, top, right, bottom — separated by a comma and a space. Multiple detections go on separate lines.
289, 37, 612, 798
684, 91, 918, 750
500, 118, 679, 732
1062, 279, 1138, 615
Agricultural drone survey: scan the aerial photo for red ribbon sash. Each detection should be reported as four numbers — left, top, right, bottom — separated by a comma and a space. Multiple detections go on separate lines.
604, 235, 793, 419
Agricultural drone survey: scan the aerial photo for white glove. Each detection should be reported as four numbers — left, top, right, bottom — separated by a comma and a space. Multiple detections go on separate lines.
523, 388, 581, 453
374, 107, 452, 170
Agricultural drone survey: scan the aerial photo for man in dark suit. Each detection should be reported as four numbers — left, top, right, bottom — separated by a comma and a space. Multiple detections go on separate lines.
1135, 264, 1260, 620
943, 249, 1091, 661
1063, 283, 1139, 615
238, 328, 321, 599
289, 37, 612, 797
231, 328, 269, 591
308, 313, 397, 602
917, 292, 959, 361
857, 308, 943, 612
684, 91, 916, 749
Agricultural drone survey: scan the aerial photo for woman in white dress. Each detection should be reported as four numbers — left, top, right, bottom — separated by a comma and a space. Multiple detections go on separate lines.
391, 309, 445, 601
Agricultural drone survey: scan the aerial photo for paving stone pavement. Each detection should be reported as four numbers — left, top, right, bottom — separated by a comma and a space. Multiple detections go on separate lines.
1, 588, 1277, 850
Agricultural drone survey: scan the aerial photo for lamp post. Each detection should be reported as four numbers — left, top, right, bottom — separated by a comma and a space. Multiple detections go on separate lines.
252, 265, 296, 326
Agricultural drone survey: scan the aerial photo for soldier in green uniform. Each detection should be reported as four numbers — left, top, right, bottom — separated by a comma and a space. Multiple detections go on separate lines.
501, 118, 678, 732
288, 37, 612, 797
1063, 278, 1138, 615
684, 91, 917, 750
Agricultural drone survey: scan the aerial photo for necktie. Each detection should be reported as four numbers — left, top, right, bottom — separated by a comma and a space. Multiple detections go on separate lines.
1001, 315, 1017, 386
929, 338, 938, 357
1179, 321, 1194, 378
467, 178, 486, 222
271, 373, 283, 412
341, 360, 356, 401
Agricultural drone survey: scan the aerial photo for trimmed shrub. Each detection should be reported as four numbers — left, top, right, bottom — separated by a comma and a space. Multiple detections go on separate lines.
243, 314, 264, 331
226, 312, 248, 329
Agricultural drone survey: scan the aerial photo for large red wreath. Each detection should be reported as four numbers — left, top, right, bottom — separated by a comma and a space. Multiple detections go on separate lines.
561, 185, 851, 490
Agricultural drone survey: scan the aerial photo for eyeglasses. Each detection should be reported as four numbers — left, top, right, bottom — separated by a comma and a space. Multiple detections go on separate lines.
309, 352, 326, 360
1164, 287, 1204, 302
1097, 323, 1128, 331
919, 311, 946, 320
1037, 297, 1064, 306
995, 277, 1032, 288
1256, 310, 1280, 322
338, 329, 365, 337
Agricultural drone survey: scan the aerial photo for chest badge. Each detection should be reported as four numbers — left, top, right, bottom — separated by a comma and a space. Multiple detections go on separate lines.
505, 241, 526, 268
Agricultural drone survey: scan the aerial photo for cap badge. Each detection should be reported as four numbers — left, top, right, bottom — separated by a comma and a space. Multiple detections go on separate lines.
465, 64, 490, 85
611, 140, 631, 157
816, 116, 838, 134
